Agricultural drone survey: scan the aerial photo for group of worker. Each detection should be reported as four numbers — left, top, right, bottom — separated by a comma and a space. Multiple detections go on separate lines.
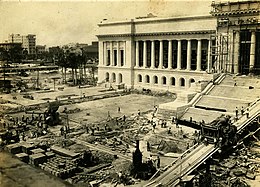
235, 106, 250, 120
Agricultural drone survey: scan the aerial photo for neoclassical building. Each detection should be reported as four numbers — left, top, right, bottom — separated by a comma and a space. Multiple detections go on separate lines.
96, 0, 260, 91
211, 0, 260, 75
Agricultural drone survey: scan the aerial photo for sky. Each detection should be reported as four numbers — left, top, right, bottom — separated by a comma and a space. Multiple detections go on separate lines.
0, 0, 217, 47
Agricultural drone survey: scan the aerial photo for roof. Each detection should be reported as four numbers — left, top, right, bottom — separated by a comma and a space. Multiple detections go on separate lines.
98, 15, 214, 27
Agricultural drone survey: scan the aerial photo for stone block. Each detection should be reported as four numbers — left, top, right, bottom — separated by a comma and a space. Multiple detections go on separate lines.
20, 142, 34, 154
29, 153, 46, 166
15, 153, 29, 163
5, 143, 22, 154
30, 148, 45, 155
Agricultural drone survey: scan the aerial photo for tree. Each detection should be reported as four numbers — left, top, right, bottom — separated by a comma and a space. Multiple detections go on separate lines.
56, 52, 69, 83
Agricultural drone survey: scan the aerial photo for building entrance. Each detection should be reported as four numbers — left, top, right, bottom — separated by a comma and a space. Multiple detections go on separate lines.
239, 31, 251, 75
255, 31, 260, 75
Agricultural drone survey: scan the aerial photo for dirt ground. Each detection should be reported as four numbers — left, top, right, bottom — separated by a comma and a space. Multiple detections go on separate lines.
59, 94, 173, 124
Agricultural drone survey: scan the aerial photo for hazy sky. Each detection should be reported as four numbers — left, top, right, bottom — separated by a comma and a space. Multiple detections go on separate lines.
0, 0, 216, 47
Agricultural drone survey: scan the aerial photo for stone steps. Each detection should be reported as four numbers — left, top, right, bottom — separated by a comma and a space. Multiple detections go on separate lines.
181, 107, 229, 123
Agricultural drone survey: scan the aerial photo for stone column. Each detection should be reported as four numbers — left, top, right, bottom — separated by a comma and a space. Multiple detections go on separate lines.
177, 40, 182, 69
250, 31, 256, 71
159, 40, 163, 69
117, 41, 120, 67
110, 41, 113, 66
187, 39, 191, 70
135, 41, 139, 67
143, 40, 147, 68
151, 40, 155, 68
234, 31, 240, 74
168, 40, 172, 69
104, 42, 107, 66
207, 39, 212, 72
196, 39, 202, 71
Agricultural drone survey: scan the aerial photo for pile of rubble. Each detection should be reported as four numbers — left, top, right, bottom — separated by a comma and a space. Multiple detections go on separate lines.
207, 144, 260, 186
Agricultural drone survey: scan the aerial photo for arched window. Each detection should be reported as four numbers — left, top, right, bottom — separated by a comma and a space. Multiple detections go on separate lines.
189, 78, 195, 87
162, 76, 167, 85
145, 75, 150, 83
138, 74, 142, 82
118, 73, 123, 83
112, 73, 116, 82
153, 76, 158, 84
180, 78, 185, 87
171, 77, 175, 86
105, 72, 109, 82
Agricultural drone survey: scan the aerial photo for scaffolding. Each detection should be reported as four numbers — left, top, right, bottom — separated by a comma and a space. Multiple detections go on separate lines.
210, 20, 230, 73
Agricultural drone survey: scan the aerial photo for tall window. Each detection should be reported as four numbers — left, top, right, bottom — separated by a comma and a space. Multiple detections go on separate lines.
120, 50, 124, 66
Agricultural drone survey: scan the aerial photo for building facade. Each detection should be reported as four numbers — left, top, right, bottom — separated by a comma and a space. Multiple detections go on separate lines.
211, 0, 260, 75
97, 15, 217, 90
97, 1, 260, 91
8, 34, 36, 55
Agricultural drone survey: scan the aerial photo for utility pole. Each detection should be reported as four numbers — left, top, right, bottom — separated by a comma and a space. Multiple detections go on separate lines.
36, 70, 39, 89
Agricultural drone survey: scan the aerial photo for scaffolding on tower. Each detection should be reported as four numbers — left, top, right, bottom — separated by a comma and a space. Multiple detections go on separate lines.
210, 18, 230, 73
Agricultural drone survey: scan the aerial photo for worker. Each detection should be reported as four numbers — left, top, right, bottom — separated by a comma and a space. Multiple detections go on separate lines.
168, 127, 172, 134
118, 107, 121, 113
171, 116, 174, 123
60, 126, 64, 136
235, 107, 238, 118
241, 106, 245, 115
137, 109, 141, 116
204, 137, 208, 146
218, 137, 223, 147
147, 141, 151, 151
186, 143, 190, 149
157, 155, 160, 169
213, 138, 217, 147
245, 108, 249, 118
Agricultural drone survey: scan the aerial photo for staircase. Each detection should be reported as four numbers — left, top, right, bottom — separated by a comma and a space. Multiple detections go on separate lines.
181, 74, 260, 123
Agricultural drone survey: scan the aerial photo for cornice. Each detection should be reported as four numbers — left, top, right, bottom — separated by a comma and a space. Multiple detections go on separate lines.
211, 9, 259, 16
97, 30, 216, 38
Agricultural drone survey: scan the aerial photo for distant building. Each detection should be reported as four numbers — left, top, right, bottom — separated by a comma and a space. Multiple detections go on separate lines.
8, 34, 36, 55
62, 42, 98, 60
0, 42, 23, 63
36, 45, 46, 55
0, 42, 22, 51
83, 42, 98, 60
48, 46, 63, 55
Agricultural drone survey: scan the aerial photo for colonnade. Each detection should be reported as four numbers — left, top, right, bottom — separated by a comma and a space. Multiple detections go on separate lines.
135, 39, 212, 72
103, 41, 125, 67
